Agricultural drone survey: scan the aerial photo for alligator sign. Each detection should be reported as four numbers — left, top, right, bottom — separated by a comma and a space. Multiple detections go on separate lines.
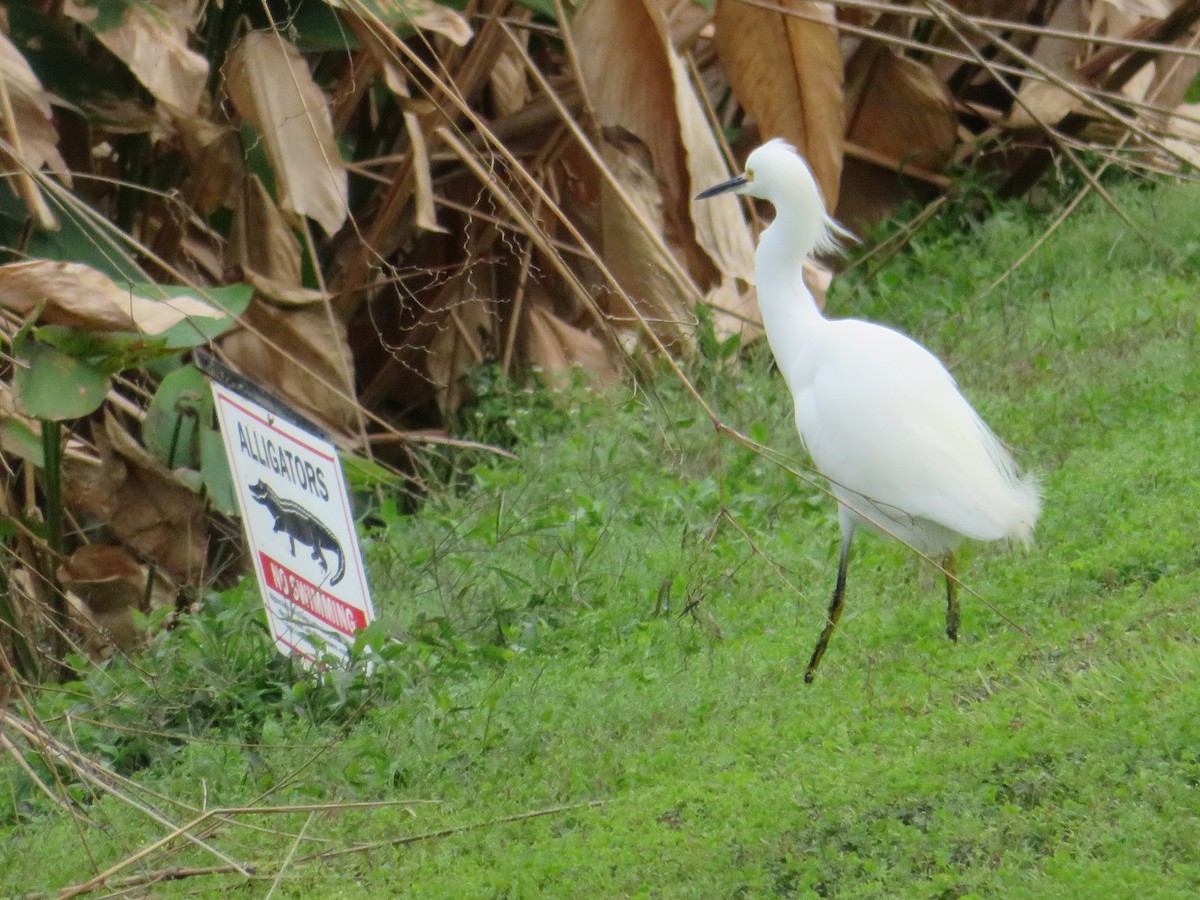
248, 480, 346, 586
210, 381, 374, 663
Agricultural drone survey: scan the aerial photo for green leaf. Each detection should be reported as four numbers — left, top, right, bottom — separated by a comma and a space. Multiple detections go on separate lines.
144, 365, 213, 470
0, 183, 145, 281
32, 283, 251, 365
290, 2, 360, 52
0, 419, 44, 467
201, 427, 238, 515
511, 0, 554, 17
62, 0, 140, 33
340, 452, 403, 491
12, 333, 108, 421
238, 122, 277, 199
1186, 72, 1200, 104
33, 325, 170, 374
134, 283, 253, 349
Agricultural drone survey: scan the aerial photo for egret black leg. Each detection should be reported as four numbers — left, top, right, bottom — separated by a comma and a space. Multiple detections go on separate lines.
805, 531, 853, 683
944, 551, 959, 642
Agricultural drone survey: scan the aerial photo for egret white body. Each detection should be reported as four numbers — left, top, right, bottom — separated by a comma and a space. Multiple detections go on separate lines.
697, 139, 1040, 682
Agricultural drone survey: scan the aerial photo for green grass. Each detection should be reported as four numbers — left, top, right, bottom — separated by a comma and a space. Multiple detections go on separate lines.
5, 179, 1200, 897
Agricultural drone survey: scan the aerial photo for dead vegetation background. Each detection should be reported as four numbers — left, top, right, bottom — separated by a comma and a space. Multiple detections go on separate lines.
2, 0, 1200, 892
2, 0, 1200, 684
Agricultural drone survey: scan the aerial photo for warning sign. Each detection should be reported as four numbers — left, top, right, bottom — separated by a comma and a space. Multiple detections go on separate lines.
210, 381, 373, 663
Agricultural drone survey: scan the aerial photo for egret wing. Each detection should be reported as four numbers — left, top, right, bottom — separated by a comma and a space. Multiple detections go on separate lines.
794, 321, 1037, 543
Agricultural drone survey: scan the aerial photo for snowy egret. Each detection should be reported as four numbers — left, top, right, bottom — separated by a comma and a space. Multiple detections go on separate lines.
697, 139, 1040, 683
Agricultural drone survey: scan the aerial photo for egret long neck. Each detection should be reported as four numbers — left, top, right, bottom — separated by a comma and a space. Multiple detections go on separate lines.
754, 204, 827, 392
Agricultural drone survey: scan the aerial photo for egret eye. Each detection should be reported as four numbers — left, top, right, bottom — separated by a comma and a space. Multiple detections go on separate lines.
745, 167, 755, 181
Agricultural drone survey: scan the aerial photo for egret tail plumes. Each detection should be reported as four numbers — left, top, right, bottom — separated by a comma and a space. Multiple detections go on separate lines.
697, 139, 1041, 682
965, 412, 1041, 546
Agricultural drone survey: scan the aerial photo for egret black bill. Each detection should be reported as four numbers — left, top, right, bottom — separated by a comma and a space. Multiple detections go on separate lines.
695, 174, 747, 200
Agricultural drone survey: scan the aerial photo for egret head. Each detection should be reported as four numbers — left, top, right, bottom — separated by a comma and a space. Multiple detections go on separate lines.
695, 139, 819, 204
696, 138, 851, 256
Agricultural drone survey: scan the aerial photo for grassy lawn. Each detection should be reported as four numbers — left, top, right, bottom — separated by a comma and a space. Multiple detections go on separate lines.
4, 180, 1200, 897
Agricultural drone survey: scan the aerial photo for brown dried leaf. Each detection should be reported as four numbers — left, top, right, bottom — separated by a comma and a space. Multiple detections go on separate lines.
925, 1, 1041, 83
525, 303, 619, 383
426, 293, 493, 417
63, 413, 208, 583
344, 16, 443, 233
0, 29, 67, 228
1112, 4, 1200, 118
0, 260, 226, 333
1143, 58, 1200, 127
167, 213, 227, 285
839, 42, 957, 225
845, 42, 957, 163
240, 270, 329, 306
171, 113, 242, 214
490, 45, 531, 118
225, 31, 349, 235
1009, 0, 1088, 128
573, 0, 756, 289
1164, 101, 1200, 167
661, 0, 715, 49
597, 138, 691, 347
329, 0, 473, 46
402, 0, 474, 45
1095, 0, 1174, 22
64, 591, 136, 660
714, 0, 845, 209
229, 174, 309, 297
64, 0, 208, 115
218, 300, 358, 434
573, 0, 683, 198
58, 544, 177, 654
677, 51, 757, 288
5, 569, 51, 665
0, 30, 68, 178
58, 545, 146, 615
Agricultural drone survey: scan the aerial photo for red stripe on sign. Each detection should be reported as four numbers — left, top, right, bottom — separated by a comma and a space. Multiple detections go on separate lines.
259, 552, 367, 635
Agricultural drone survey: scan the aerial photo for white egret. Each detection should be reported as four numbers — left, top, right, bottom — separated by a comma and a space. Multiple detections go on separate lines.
697, 139, 1040, 682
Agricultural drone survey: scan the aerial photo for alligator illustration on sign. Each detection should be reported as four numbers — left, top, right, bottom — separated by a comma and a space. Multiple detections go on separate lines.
248, 480, 345, 586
